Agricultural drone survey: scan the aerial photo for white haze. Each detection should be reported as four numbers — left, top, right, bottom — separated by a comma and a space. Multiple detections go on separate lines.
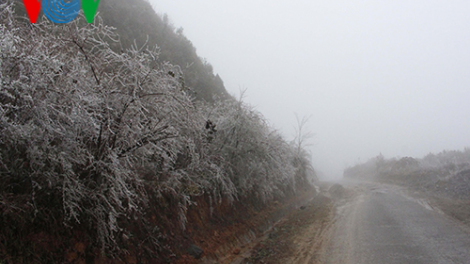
149, 0, 470, 180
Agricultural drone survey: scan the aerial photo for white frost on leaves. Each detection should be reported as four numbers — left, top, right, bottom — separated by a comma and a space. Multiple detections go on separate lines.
0, 0, 316, 254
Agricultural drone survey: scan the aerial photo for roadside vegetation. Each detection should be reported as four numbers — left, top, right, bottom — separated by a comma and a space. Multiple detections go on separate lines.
0, 1, 316, 262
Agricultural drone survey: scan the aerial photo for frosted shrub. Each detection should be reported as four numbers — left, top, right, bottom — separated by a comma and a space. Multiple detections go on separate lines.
0, 0, 314, 258
205, 96, 299, 203
0, 1, 211, 251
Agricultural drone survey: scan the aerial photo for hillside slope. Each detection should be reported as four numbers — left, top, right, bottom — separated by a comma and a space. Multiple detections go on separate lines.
13, 0, 228, 102
97, 0, 230, 102
1, 1, 316, 262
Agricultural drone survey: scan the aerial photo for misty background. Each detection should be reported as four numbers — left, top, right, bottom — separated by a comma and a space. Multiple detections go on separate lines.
149, 0, 470, 180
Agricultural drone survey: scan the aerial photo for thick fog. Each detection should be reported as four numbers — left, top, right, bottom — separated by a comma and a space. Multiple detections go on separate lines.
149, 0, 470, 180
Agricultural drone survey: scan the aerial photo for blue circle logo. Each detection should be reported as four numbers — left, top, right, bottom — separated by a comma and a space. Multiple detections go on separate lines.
42, 0, 80, 24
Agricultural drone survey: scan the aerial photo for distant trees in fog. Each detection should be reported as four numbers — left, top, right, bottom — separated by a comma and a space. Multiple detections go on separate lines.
344, 148, 470, 183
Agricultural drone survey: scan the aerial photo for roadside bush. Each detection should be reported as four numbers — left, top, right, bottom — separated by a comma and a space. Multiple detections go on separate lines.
0, 0, 314, 260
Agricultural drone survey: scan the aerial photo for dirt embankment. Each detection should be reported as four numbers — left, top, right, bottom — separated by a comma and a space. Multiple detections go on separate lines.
169, 189, 319, 264
219, 182, 348, 264
0, 188, 317, 264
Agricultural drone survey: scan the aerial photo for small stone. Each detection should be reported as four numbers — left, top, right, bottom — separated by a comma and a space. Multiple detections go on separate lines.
187, 244, 204, 259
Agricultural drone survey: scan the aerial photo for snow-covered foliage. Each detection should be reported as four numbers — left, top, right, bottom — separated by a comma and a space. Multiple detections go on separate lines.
205, 97, 298, 203
0, 0, 314, 256
420, 148, 470, 172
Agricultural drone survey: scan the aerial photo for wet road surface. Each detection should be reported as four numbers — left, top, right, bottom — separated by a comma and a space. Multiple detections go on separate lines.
324, 181, 470, 264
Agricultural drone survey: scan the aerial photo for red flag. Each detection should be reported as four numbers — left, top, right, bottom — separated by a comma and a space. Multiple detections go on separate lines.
22, 0, 41, 23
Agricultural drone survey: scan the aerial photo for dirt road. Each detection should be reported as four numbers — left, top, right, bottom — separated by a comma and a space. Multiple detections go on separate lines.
323, 180, 470, 264
236, 180, 470, 264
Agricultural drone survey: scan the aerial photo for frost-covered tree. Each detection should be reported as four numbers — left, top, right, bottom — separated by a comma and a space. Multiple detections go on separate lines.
0, 0, 220, 252
292, 114, 317, 187
0, 0, 314, 260
204, 95, 301, 203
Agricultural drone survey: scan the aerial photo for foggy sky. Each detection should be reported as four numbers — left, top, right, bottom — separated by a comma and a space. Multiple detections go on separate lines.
149, 0, 470, 180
